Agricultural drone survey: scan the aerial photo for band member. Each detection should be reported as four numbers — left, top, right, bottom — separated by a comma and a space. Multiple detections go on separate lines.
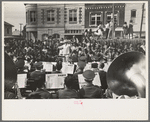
57, 75, 79, 99
79, 70, 103, 98
58, 40, 71, 62
27, 62, 52, 99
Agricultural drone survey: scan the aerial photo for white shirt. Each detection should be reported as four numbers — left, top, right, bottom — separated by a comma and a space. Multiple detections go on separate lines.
59, 44, 71, 56
105, 23, 110, 29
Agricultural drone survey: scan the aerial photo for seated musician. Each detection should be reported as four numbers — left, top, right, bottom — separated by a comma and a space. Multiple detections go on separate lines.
30, 62, 45, 80
29, 62, 45, 91
26, 73, 52, 99
79, 70, 103, 98
57, 75, 79, 99
98, 63, 108, 93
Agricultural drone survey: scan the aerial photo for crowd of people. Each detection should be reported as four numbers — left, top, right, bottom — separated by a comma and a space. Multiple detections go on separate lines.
4, 27, 146, 99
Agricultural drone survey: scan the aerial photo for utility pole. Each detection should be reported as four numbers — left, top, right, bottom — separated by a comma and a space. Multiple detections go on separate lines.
19, 23, 23, 36
112, 3, 115, 40
140, 3, 145, 38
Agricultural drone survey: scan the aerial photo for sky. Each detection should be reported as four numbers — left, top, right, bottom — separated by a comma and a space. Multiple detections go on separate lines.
3, 2, 26, 31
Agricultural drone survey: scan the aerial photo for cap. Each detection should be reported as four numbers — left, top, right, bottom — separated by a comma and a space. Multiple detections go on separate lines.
79, 56, 86, 61
34, 62, 43, 68
83, 70, 95, 80
77, 61, 86, 68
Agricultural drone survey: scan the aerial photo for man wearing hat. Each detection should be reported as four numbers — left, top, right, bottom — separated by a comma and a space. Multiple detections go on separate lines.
79, 70, 103, 98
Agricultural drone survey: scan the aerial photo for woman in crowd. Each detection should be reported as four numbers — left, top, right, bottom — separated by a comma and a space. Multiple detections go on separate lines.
123, 22, 128, 39
128, 20, 134, 39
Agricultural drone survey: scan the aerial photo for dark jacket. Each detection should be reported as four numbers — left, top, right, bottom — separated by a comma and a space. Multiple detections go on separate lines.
27, 89, 52, 99
57, 88, 79, 99
98, 70, 108, 90
79, 84, 103, 98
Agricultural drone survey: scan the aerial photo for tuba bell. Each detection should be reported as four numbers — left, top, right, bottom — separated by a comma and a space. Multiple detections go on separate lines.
5, 52, 22, 99
107, 52, 146, 98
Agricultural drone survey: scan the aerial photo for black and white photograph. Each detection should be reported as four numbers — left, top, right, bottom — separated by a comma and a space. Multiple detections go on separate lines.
2, 1, 148, 120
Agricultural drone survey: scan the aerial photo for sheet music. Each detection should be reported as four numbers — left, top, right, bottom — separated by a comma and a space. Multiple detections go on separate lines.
45, 74, 66, 89
17, 74, 27, 88
43, 62, 53, 72
61, 63, 75, 74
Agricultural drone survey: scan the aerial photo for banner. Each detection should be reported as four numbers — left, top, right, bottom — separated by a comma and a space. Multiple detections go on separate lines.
17, 74, 27, 88
78, 72, 101, 89
45, 74, 66, 89
43, 62, 53, 72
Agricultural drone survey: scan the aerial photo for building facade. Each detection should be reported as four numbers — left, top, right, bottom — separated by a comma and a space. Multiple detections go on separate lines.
85, 3, 125, 30
124, 3, 145, 36
25, 3, 85, 41
4, 21, 14, 36
25, 3, 146, 41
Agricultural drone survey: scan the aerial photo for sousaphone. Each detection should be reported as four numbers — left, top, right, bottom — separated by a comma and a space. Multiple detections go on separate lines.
5, 52, 17, 91
107, 52, 146, 98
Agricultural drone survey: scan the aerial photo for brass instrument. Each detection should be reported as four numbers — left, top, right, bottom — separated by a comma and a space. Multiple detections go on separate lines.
5, 52, 22, 99
107, 52, 146, 98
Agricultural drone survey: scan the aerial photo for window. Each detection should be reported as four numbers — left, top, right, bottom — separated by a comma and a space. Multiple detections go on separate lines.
90, 12, 102, 26
7, 28, 9, 34
131, 10, 136, 18
47, 10, 55, 22
106, 14, 111, 23
69, 9, 77, 23
106, 12, 119, 26
131, 10, 136, 23
30, 11, 36, 22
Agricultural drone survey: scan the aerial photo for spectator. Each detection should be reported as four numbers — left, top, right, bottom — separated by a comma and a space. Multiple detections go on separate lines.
128, 20, 133, 39
123, 22, 128, 39
105, 21, 110, 39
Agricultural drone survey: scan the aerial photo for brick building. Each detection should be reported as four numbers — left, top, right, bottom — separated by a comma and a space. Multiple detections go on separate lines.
85, 3, 125, 30
25, 3, 146, 41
